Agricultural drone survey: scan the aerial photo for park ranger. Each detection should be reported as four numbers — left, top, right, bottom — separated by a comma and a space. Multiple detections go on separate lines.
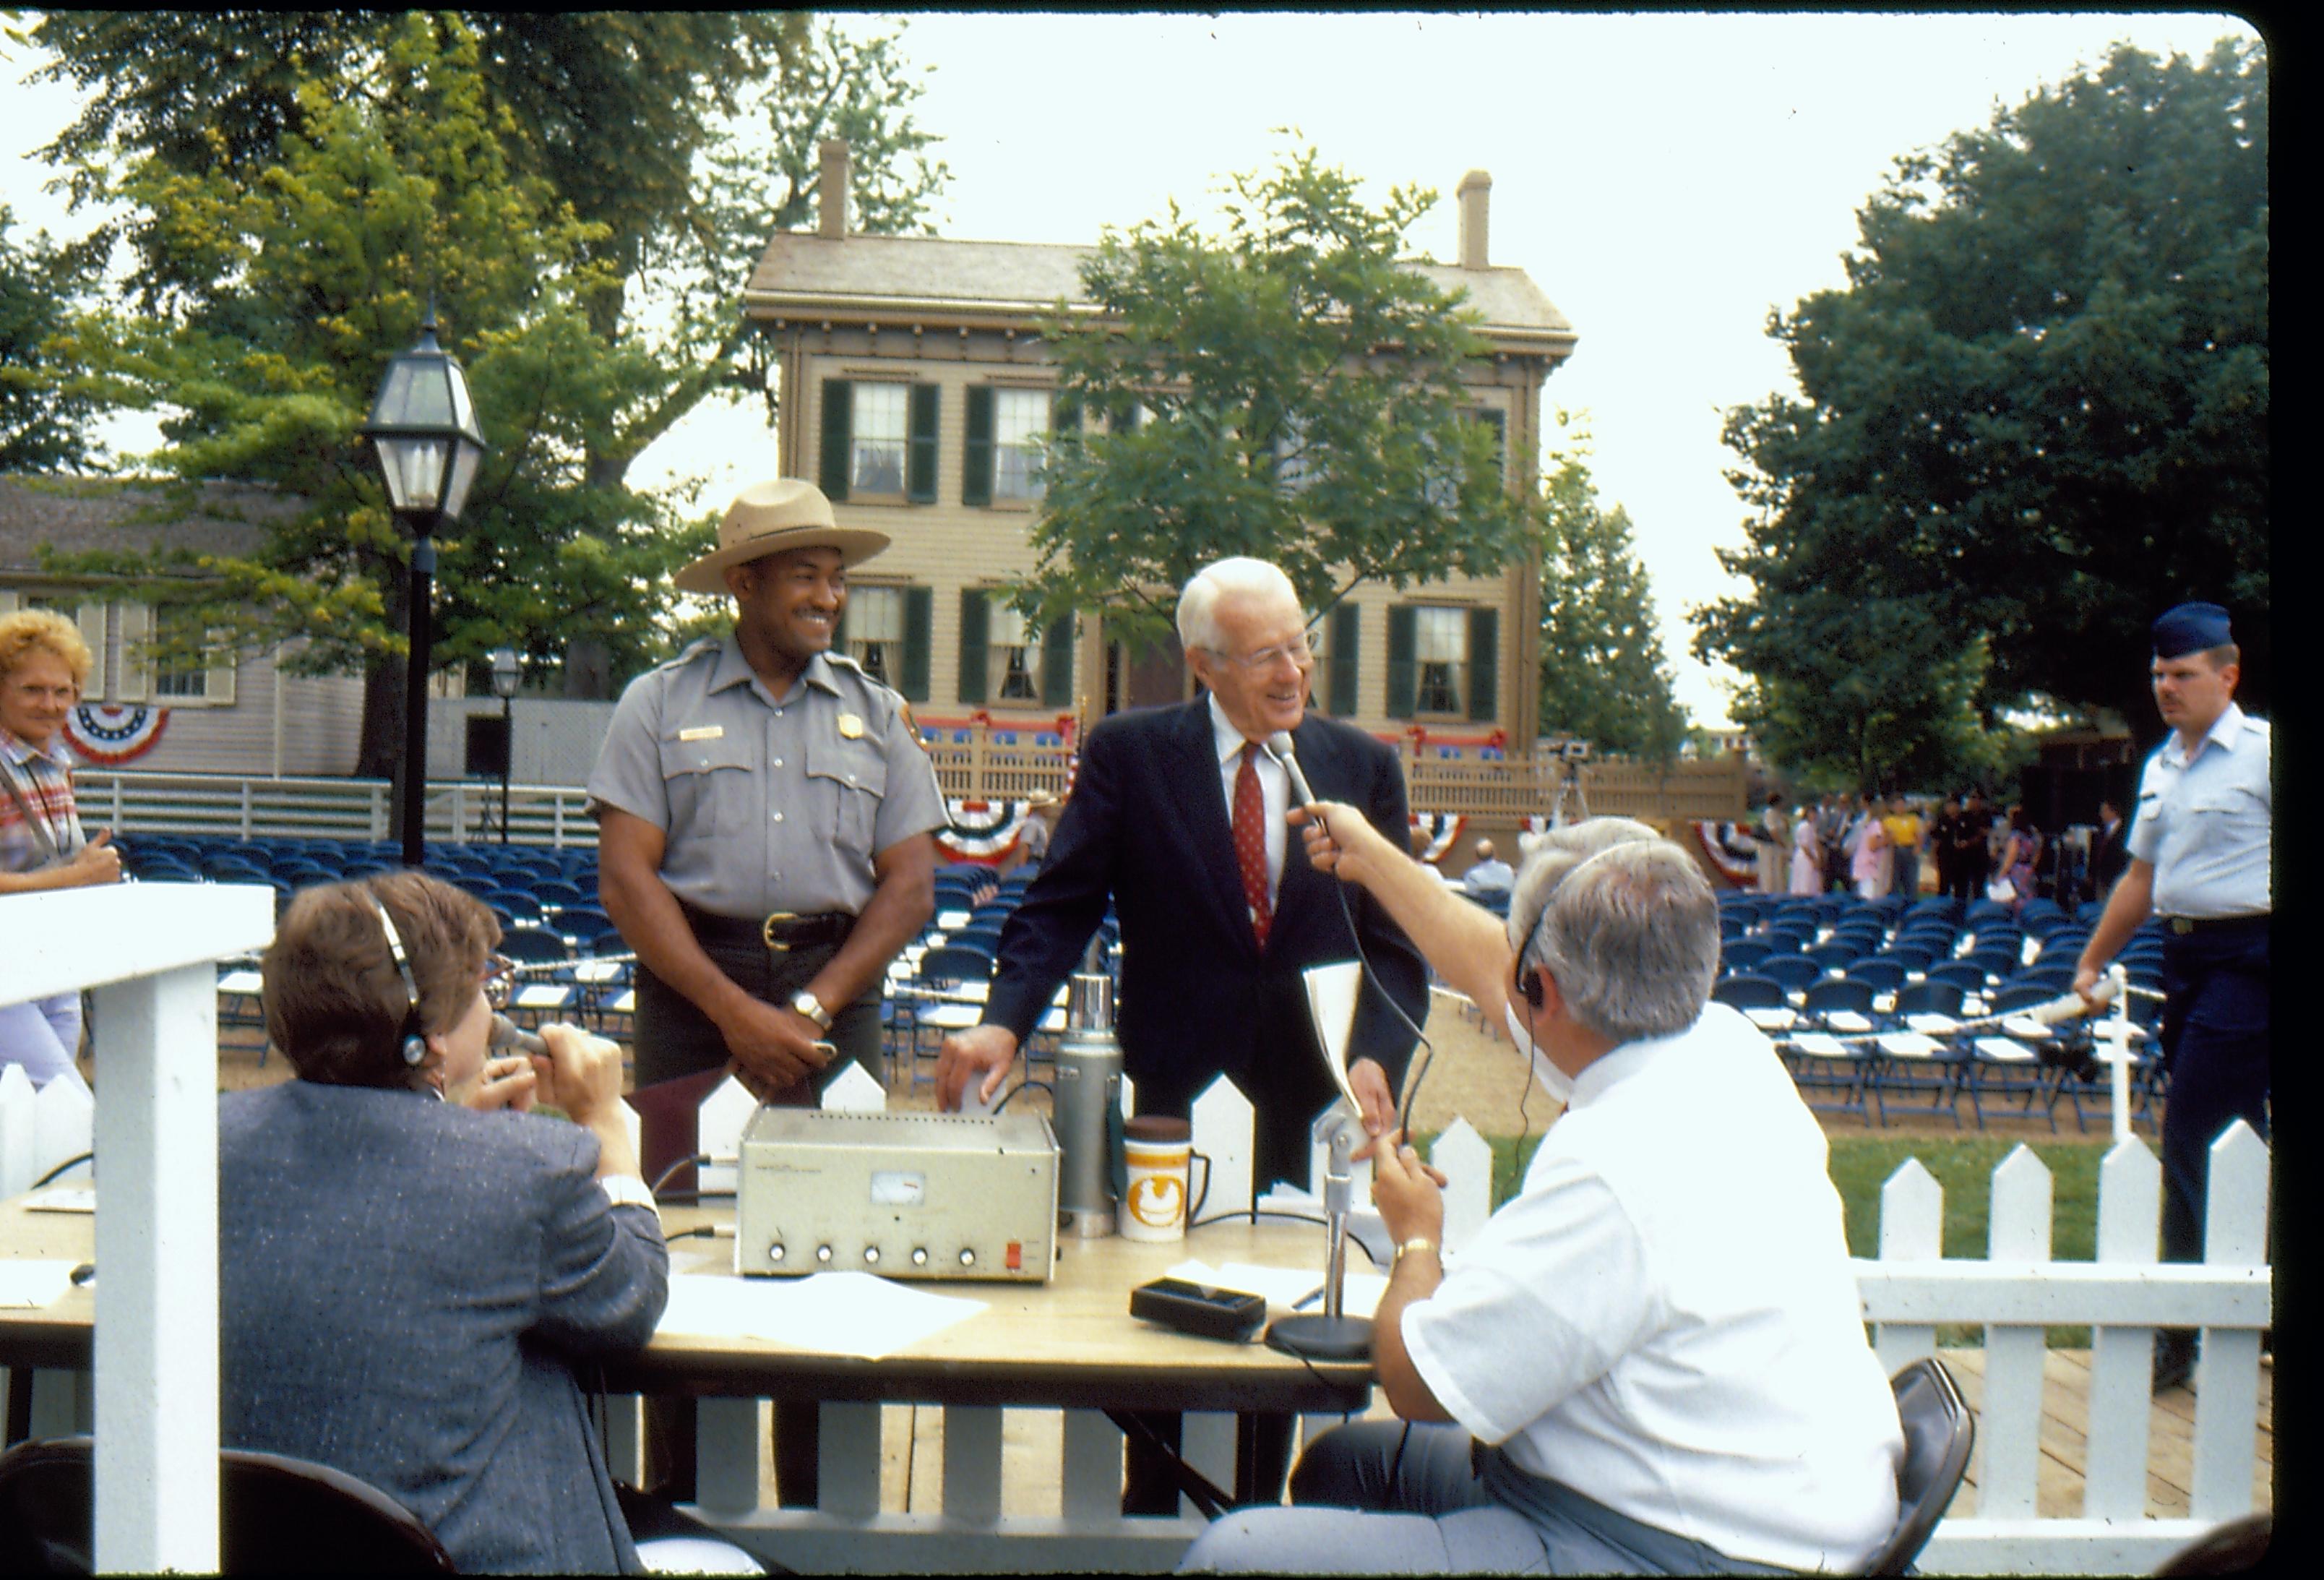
592, 477, 943, 1101
590, 477, 945, 1507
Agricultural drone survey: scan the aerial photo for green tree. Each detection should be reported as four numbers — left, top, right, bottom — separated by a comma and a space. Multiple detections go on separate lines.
1535, 416, 1689, 761
1696, 38, 2268, 766
0, 207, 106, 472
29, 12, 950, 692
1024, 145, 1538, 643
48, 17, 700, 779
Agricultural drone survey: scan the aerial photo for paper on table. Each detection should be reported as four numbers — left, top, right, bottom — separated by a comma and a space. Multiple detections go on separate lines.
0, 1260, 78, 1309
656, 1270, 986, 1360
1301, 961, 1365, 1121
1163, 1258, 1388, 1321
25, 1187, 95, 1214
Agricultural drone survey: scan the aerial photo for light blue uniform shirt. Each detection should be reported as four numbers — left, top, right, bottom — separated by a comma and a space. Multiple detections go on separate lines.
2126, 701, 2271, 919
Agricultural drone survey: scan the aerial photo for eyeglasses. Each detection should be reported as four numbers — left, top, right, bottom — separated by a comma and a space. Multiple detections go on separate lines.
483, 956, 518, 1011
1205, 637, 1314, 674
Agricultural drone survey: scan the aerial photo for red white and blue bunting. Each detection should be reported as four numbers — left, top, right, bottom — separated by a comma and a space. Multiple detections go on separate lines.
1407, 812, 1465, 864
936, 799, 1030, 865
64, 704, 168, 765
1691, 820, 1761, 888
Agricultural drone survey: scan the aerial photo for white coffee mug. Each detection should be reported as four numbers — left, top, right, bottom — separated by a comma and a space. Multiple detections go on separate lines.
1121, 1116, 1195, 1242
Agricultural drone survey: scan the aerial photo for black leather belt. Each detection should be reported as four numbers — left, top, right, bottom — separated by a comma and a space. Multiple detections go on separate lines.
681, 902, 853, 953
2159, 914, 2268, 937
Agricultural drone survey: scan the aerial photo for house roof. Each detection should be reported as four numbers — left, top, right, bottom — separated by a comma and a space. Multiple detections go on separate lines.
0, 476, 296, 575
743, 231, 1578, 357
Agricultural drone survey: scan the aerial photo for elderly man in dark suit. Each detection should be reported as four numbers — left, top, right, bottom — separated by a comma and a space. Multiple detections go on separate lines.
218, 872, 673, 1575
934, 557, 1427, 1187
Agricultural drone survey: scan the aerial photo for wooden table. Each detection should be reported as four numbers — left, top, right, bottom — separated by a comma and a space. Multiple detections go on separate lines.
4, 1198, 1372, 1573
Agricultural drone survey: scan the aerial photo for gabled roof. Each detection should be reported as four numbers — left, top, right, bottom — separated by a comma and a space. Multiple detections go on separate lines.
743, 232, 1577, 357
0, 476, 296, 575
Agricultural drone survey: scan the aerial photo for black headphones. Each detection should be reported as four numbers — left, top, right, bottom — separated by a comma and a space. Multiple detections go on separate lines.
371, 898, 429, 1067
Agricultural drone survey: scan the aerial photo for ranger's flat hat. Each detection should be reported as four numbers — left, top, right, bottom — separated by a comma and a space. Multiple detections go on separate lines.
673, 478, 890, 594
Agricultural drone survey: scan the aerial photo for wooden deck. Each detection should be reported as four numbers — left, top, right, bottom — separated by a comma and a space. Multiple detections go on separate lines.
726, 1347, 2271, 1525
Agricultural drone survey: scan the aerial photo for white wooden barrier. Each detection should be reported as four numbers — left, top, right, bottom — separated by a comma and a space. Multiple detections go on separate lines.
1859, 1125, 2271, 1575
0, 881, 275, 1573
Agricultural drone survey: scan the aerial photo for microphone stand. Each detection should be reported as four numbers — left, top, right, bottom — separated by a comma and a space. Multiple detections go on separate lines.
1265, 1113, 1372, 1360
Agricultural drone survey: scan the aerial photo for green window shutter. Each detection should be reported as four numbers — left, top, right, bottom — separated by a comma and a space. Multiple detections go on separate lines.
819, 379, 852, 502
963, 386, 994, 507
1115, 402, 1141, 434
1053, 392, 1083, 433
1479, 408, 1507, 484
1328, 604, 1361, 717
1386, 604, 1418, 721
1467, 606, 1499, 722
1041, 615, 1074, 706
957, 588, 989, 704
908, 384, 939, 503
902, 585, 933, 701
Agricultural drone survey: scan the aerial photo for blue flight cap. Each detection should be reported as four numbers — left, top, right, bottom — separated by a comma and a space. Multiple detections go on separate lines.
2151, 602, 2234, 659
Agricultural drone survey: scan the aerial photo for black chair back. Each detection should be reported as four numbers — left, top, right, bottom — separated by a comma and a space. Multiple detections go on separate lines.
0, 1436, 457, 1575
1711, 974, 1786, 1010
1861, 1358, 1974, 1574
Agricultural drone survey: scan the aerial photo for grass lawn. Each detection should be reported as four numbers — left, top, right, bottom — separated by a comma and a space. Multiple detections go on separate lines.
1422, 1129, 2108, 1347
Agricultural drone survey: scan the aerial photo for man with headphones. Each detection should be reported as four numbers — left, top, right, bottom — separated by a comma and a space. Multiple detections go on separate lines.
1183, 813, 1903, 1576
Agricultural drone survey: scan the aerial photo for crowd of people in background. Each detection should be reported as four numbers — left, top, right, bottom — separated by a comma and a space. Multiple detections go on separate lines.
1750, 784, 2105, 914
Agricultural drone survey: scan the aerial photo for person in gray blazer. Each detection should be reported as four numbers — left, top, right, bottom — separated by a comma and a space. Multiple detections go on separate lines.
220, 872, 670, 1575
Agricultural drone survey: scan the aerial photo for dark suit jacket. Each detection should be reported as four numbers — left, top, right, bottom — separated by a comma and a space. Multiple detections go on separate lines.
2090, 817, 2130, 895
218, 1082, 668, 1575
982, 701, 1428, 1188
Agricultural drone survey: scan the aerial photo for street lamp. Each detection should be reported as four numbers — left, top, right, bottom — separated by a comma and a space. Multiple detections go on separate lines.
489, 645, 520, 845
362, 307, 487, 867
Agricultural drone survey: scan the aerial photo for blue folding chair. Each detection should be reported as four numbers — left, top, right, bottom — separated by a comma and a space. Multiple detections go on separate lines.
1760, 954, 1822, 995
1721, 938, 1773, 974
1785, 978, 1879, 1124
1712, 974, 1786, 1010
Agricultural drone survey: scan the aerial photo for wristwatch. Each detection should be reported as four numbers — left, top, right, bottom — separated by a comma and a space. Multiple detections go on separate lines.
789, 989, 834, 1032
1393, 1237, 1438, 1268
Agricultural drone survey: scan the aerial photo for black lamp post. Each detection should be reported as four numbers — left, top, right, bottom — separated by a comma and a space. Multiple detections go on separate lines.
362, 309, 486, 868
489, 645, 520, 845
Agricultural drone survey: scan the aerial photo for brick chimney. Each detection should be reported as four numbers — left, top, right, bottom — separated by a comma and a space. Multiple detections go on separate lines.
1457, 169, 1491, 269
819, 138, 851, 238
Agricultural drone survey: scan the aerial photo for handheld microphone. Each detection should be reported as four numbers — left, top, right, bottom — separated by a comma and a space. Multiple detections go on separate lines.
1261, 731, 1317, 808
489, 1014, 548, 1057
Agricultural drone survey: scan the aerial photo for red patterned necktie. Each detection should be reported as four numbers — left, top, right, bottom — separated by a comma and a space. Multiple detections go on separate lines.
1233, 743, 1273, 948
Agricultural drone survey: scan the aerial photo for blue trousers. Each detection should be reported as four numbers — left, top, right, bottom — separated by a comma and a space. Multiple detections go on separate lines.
2158, 921, 2271, 1266
1178, 1422, 1794, 1576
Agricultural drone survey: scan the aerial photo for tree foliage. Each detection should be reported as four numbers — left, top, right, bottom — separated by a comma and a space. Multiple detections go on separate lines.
28, 12, 951, 768
0, 207, 106, 472
46, 17, 704, 775
1534, 415, 1689, 762
1696, 38, 2268, 774
1025, 145, 1538, 644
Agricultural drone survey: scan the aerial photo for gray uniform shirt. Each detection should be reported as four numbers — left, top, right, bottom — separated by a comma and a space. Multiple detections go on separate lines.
588, 637, 947, 919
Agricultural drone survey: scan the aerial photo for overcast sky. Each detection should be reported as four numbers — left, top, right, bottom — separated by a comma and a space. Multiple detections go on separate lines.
4, 11, 2261, 725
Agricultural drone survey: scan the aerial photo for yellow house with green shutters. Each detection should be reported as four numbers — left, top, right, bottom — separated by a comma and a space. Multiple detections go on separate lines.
740, 142, 1578, 753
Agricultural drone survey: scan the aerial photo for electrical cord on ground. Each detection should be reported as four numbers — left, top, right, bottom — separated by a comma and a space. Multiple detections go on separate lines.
991, 1079, 1053, 1113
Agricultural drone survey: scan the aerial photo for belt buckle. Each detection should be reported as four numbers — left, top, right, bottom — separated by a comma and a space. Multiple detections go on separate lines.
762, 911, 800, 951
2170, 916, 2195, 936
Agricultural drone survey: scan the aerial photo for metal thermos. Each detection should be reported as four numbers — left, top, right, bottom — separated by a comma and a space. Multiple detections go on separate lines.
1054, 943, 1122, 1238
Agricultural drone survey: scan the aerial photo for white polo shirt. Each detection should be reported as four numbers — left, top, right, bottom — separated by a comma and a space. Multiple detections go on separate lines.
1403, 1002, 1903, 1573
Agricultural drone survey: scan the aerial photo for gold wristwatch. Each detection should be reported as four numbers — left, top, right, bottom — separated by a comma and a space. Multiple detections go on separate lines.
790, 990, 834, 1031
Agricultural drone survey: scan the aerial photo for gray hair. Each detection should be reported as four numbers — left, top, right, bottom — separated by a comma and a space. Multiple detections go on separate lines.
1505, 817, 1718, 1044
1176, 557, 1301, 653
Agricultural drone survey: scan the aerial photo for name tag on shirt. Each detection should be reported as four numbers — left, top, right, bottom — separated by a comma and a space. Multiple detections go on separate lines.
678, 726, 724, 742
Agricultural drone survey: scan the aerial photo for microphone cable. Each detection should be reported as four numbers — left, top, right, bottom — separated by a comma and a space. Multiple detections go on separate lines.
1262, 731, 1437, 1141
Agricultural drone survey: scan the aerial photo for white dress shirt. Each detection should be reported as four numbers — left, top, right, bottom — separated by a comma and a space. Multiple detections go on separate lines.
1208, 695, 1287, 896
1401, 1002, 1903, 1572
